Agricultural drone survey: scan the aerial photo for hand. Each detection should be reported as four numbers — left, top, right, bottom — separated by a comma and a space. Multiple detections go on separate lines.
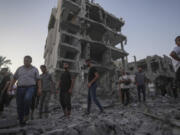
88, 83, 91, 88
37, 88, 42, 96
68, 88, 72, 94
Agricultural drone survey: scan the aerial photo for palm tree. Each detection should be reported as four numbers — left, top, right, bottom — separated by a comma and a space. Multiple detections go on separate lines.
0, 56, 11, 69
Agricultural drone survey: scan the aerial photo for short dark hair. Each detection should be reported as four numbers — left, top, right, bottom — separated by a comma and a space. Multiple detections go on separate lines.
40, 65, 46, 69
24, 55, 32, 62
175, 36, 180, 42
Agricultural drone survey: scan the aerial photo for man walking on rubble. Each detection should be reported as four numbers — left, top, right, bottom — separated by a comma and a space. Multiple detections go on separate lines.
8, 56, 41, 126
170, 36, 180, 98
86, 59, 104, 114
59, 63, 74, 117
39, 65, 53, 118
135, 67, 147, 102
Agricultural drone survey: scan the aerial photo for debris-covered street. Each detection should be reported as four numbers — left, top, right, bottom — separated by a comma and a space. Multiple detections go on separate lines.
0, 95, 180, 135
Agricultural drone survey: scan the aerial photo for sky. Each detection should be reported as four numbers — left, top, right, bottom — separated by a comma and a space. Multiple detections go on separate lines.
0, 0, 180, 73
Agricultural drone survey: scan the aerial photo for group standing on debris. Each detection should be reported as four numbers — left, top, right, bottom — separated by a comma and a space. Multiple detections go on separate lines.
0, 36, 180, 126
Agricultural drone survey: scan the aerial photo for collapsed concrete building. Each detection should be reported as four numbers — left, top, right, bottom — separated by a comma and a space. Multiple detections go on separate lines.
44, 0, 128, 96
128, 55, 176, 95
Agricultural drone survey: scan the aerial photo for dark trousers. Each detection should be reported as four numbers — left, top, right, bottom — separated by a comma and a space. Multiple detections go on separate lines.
137, 85, 146, 102
31, 88, 40, 111
175, 68, 180, 97
176, 68, 180, 87
121, 88, 130, 105
16, 86, 35, 122
60, 91, 71, 112
87, 83, 103, 113
39, 91, 51, 115
160, 86, 167, 96
0, 90, 9, 112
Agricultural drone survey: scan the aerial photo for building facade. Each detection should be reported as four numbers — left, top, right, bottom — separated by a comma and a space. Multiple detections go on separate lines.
44, 0, 128, 96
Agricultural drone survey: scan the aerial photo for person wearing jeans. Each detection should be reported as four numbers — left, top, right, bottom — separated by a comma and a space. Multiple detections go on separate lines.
87, 83, 103, 113
86, 59, 104, 114
8, 56, 41, 126
137, 85, 146, 102
16, 86, 36, 123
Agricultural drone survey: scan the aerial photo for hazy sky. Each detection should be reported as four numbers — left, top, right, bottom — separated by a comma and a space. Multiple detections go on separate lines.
0, 0, 180, 73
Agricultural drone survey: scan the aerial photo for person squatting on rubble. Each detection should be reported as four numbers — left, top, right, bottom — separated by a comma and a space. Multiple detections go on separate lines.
39, 65, 54, 119
119, 71, 131, 106
8, 56, 41, 126
58, 63, 74, 118
0, 68, 11, 113
86, 59, 104, 114
170, 36, 180, 98
135, 67, 147, 102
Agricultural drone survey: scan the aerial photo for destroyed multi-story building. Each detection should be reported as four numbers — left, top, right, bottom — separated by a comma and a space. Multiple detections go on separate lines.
44, 0, 128, 96
128, 55, 175, 94
128, 55, 175, 81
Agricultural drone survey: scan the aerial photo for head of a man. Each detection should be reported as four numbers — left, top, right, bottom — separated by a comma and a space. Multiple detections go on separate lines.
24, 56, 32, 67
63, 63, 69, 70
138, 67, 142, 72
85, 59, 91, 67
40, 65, 47, 73
0, 68, 8, 76
175, 36, 180, 46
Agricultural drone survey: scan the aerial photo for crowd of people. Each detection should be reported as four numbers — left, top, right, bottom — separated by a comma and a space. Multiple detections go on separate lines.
0, 36, 180, 127
0, 56, 105, 127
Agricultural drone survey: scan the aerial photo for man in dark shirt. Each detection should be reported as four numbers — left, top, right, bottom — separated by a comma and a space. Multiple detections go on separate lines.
86, 59, 104, 114
59, 63, 74, 117
0, 68, 11, 112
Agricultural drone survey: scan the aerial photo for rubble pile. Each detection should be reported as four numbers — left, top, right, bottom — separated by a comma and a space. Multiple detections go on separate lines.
0, 96, 180, 135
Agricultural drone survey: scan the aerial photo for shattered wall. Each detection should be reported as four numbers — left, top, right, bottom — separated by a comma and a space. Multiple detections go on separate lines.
128, 55, 175, 95
44, 0, 128, 96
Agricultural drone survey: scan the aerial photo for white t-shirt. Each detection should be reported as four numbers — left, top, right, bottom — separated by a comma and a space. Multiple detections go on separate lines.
148, 83, 155, 92
119, 75, 131, 89
172, 46, 180, 72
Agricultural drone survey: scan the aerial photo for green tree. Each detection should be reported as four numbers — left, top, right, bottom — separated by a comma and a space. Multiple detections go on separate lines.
0, 56, 11, 69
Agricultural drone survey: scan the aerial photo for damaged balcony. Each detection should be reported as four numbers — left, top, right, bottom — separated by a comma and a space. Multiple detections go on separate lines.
103, 31, 127, 46
60, 9, 80, 34
89, 43, 107, 64
59, 45, 79, 60
106, 13, 123, 32
85, 2, 124, 32
107, 46, 128, 60
61, 31, 80, 48
62, 0, 81, 14
80, 17, 126, 45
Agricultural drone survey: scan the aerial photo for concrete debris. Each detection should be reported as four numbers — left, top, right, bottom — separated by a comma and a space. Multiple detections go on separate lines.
1, 97, 180, 135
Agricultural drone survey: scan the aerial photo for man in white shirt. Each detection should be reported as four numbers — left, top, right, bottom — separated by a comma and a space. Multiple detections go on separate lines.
119, 71, 131, 106
148, 80, 155, 98
170, 36, 180, 97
